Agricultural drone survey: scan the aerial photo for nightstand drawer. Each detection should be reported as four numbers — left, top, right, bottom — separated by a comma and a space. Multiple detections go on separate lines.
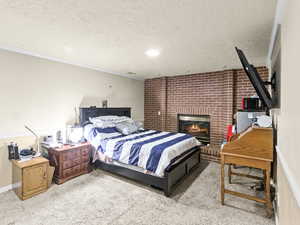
81, 147, 90, 155
73, 157, 81, 166
75, 151, 81, 158
62, 149, 81, 161
62, 157, 81, 169
62, 152, 69, 161
62, 165, 81, 178
73, 165, 81, 174
62, 160, 72, 170
82, 154, 90, 163
62, 167, 73, 178
81, 162, 90, 171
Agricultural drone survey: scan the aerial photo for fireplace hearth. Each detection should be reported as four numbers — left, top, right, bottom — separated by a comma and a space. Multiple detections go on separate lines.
178, 114, 210, 144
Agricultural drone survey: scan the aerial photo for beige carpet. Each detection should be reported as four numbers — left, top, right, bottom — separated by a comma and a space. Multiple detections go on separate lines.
0, 161, 274, 225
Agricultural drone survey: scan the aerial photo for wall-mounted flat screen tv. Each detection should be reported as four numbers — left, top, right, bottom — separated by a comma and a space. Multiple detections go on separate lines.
235, 47, 273, 109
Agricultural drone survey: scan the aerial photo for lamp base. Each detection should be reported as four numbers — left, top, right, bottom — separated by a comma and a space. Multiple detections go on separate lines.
33, 152, 41, 157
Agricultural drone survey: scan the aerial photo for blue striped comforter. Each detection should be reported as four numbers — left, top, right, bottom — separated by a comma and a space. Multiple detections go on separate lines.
93, 130, 200, 177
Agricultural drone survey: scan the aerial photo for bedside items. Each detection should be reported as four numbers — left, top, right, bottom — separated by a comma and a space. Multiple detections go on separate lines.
12, 157, 50, 200
66, 125, 84, 144
11, 143, 91, 200
45, 143, 92, 184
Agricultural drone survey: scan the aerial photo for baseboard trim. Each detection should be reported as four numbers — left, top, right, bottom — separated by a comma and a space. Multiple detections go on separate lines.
0, 184, 12, 194
276, 146, 300, 207
275, 212, 279, 225
273, 200, 279, 225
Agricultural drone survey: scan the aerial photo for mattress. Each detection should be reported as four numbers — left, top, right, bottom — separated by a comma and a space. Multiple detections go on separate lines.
94, 146, 199, 177
88, 129, 201, 177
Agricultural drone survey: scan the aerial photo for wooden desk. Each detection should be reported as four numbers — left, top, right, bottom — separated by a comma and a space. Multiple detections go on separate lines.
220, 127, 273, 217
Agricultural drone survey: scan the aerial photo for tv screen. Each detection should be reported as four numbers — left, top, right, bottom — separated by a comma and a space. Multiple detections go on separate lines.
235, 47, 273, 109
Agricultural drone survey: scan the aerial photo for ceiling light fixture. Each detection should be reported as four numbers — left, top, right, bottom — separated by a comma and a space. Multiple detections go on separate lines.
145, 49, 160, 57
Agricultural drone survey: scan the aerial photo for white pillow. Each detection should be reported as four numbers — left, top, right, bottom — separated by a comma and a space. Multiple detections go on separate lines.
89, 116, 133, 128
83, 124, 95, 141
93, 116, 120, 121
134, 121, 144, 130
116, 121, 138, 135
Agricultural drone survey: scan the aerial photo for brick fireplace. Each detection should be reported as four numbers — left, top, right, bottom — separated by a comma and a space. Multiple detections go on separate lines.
144, 67, 269, 161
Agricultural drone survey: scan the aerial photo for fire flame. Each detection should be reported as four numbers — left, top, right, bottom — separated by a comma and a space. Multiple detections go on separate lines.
187, 124, 208, 134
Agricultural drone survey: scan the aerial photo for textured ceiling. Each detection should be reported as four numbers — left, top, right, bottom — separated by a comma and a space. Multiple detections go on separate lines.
0, 0, 276, 80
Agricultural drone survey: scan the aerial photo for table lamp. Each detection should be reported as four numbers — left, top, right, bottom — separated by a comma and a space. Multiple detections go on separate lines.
24, 125, 41, 157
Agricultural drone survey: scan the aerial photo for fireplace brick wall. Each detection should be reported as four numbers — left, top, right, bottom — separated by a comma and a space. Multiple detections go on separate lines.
144, 67, 268, 146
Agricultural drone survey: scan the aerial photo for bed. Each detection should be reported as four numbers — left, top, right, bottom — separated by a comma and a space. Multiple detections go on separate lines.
80, 107, 201, 196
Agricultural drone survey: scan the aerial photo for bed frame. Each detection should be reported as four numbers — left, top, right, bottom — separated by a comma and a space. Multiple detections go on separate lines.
80, 107, 201, 196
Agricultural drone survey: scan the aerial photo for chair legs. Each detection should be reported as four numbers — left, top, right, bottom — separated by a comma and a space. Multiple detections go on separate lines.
265, 169, 273, 217
228, 164, 232, 184
220, 155, 225, 205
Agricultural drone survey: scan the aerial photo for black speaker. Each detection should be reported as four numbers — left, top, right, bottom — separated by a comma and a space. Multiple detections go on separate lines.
242, 98, 260, 110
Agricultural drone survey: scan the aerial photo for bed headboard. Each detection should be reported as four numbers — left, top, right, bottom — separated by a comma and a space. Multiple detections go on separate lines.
79, 107, 131, 125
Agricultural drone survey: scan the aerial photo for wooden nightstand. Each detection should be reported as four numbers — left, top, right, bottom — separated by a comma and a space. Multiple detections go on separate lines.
12, 157, 49, 200
45, 143, 92, 184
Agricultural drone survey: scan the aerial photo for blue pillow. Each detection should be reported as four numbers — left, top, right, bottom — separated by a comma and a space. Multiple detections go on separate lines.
94, 127, 119, 134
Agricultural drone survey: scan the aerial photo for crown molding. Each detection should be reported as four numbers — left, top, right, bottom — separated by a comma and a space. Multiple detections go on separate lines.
0, 46, 143, 81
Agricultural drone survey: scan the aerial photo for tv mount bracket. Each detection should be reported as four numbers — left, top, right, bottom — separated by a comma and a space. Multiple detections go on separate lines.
263, 72, 276, 91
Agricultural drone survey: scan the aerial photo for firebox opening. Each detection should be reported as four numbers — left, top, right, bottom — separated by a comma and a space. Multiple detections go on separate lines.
178, 114, 210, 144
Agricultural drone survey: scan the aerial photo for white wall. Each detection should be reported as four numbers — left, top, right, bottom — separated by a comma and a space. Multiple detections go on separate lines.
0, 49, 144, 137
0, 48, 144, 189
277, 0, 300, 187
273, 0, 300, 224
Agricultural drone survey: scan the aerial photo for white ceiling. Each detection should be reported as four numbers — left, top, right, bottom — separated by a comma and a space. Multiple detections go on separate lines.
0, 0, 276, 80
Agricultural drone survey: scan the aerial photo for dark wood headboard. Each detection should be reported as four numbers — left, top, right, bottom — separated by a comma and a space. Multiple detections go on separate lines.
79, 107, 131, 125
